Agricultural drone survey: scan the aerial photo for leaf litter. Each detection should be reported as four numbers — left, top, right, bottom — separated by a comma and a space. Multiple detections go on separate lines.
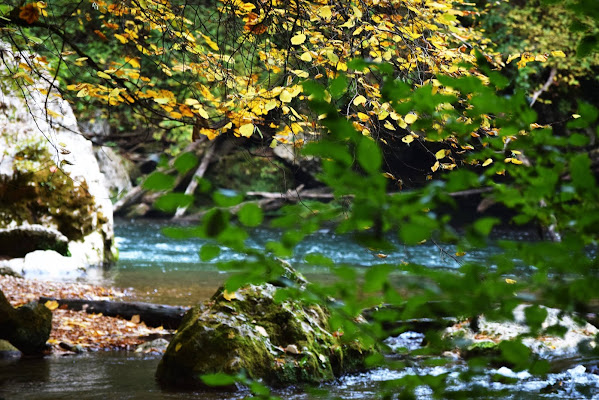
0, 275, 172, 353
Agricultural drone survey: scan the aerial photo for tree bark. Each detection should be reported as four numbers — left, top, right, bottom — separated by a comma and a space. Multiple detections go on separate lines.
39, 297, 189, 329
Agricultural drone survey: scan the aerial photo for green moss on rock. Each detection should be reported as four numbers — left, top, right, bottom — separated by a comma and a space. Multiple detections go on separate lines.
0, 147, 98, 241
156, 279, 376, 389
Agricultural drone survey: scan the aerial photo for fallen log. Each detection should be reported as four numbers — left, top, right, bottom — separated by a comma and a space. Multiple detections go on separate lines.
39, 297, 189, 329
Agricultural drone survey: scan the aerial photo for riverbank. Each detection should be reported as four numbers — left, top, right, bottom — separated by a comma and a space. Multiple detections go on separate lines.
0, 275, 171, 353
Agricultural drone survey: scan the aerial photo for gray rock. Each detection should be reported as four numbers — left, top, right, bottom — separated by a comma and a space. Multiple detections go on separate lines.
0, 225, 68, 258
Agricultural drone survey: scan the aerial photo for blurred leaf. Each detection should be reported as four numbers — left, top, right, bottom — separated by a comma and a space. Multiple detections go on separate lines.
142, 172, 175, 191
174, 152, 198, 174
199, 244, 221, 261
200, 373, 237, 387
154, 193, 193, 212
238, 203, 263, 227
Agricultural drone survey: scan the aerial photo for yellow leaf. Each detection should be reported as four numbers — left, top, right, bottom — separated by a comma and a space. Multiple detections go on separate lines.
535, 54, 548, 62
506, 53, 520, 64
505, 278, 517, 284
551, 50, 566, 58
319, 5, 332, 20
76, 57, 88, 63
357, 112, 369, 121
353, 95, 367, 106
185, 98, 199, 106
300, 52, 312, 62
202, 34, 219, 51
572, 114, 581, 119
383, 121, 395, 131
175, 343, 182, 352
482, 158, 493, 167
46, 108, 62, 118
196, 106, 209, 119
431, 161, 440, 172
44, 300, 59, 311
97, 71, 111, 79
382, 172, 395, 179
265, 100, 278, 111
402, 134, 414, 144
404, 113, 418, 124
76, 87, 89, 97
153, 97, 171, 105
223, 289, 237, 301
114, 34, 128, 44
434, 149, 447, 160
455, 251, 467, 257
290, 33, 306, 45
239, 123, 254, 137
125, 56, 140, 68
292, 69, 309, 78
280, 90, 293, 103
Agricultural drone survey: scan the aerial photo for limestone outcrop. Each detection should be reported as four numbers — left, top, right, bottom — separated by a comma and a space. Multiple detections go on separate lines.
0, 41, 116, 278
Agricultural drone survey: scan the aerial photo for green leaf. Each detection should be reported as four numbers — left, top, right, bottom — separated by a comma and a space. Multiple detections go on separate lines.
154, 193, 193, 212
304, 253, 333, 266
142, 172, 175, 191
357, 137, 382, 173
329, 74, 348, 99
499, 340, 531, 369
203, 209, 230, 237
213, 191, 243, 207
524, 305, 548, 332
238, 203, 263, 227
199, 244, 221, 261
473, 217, 500, 237
570, 154, 595, 190
577, 34, 598, 58
363, 265, 393, 293
200, 373, 237, 387
302, 80, 326, 100
174, 152, 198, 174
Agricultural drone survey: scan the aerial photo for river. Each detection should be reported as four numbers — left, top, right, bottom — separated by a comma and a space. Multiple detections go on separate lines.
1, 219, 598, 399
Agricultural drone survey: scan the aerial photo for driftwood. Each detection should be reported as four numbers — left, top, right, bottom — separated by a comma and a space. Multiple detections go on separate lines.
39, 297, 189, 329
173, 138, 220, 219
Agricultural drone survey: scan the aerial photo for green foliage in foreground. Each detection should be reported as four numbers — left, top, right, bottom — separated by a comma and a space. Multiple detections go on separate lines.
156, 56, 598, 397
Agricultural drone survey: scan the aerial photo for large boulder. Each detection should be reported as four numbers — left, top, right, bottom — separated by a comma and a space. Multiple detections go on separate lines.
156, 282, 375, 389
0, 41, 116, 275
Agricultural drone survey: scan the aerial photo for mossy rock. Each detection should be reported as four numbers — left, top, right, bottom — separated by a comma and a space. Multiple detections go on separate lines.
156, 281, 375, 389
0, 147, 99, 241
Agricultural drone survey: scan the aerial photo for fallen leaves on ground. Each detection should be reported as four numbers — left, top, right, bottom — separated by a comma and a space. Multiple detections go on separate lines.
0, 275, 172, 353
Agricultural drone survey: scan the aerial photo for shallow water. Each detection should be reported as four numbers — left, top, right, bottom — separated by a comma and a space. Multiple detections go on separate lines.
2, 219, 598, 399
103, 219, 521, 305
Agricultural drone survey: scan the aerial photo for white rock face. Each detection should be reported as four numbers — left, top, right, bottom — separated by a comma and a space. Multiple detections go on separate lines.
94, 146, 133, 201
0, 41, 115, 277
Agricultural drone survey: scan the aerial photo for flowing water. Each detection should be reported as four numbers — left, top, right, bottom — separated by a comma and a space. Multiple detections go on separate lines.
1, 219, 599, 399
